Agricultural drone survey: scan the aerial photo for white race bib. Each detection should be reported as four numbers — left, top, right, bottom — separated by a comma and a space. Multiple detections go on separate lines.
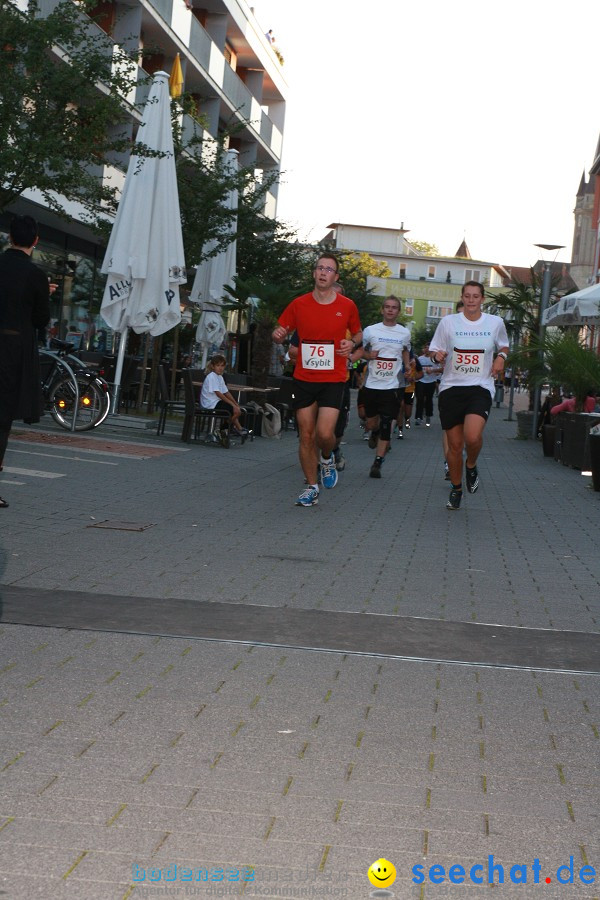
370, 357, 398, 382
451, 347, 485, 376
301, 340, 335, 370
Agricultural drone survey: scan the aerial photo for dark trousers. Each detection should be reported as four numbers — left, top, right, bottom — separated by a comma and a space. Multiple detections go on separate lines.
415, 381, 436, 419
335, 382, 351, 441
0, 422, 11, 467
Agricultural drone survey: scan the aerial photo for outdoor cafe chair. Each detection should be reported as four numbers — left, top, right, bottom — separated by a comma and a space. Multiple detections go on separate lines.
157, 364, 186, 435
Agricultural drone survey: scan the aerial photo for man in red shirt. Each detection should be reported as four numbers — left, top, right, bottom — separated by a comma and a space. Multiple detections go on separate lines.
273, 255, 362, 506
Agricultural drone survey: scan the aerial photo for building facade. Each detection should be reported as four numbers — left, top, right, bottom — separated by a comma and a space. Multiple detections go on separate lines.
3, 0, 286, 350
323, 222, 505, 332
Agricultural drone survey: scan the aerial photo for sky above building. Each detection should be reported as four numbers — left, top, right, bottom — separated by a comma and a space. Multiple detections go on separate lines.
253, 0, 599, 267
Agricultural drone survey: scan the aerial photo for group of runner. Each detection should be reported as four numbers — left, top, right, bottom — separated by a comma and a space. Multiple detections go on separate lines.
272, 255, 509, 510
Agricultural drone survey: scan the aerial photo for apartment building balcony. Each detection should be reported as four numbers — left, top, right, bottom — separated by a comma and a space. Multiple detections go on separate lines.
144, 0, 285, 166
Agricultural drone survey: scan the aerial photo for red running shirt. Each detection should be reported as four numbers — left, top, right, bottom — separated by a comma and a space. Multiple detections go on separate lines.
278, 292, 361, 382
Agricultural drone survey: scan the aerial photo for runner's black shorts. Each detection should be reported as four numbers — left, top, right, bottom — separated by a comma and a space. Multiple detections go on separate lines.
292, 379, 347, 411
362, 386, 402, 420
335, 382, 351, 438
438, 385, 492, 430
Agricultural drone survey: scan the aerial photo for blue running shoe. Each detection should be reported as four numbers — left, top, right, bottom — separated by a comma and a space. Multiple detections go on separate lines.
320, 455, 338, 489
295, 486, 319, 507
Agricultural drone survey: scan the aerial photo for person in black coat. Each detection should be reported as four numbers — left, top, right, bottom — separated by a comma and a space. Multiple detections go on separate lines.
0, 215, 50, 508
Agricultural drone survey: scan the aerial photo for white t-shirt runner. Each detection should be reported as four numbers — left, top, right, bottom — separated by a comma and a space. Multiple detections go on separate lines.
362, 322, 411, 390
429, 312, 509, 398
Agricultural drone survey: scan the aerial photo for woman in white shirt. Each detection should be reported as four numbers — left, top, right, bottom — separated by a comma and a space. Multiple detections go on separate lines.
429, 282, 509, 510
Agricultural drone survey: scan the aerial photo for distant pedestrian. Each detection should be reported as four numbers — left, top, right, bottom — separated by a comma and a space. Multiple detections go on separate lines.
550, 391, 597, 415
414, 342, 442, 426
0, 216, 51, 508
269, 341, 285, 377
265, 29, 275, 43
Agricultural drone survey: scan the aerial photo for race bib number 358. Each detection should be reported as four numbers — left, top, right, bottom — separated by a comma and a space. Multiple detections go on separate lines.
301, 341, 335, 370
451, 347, 485, 376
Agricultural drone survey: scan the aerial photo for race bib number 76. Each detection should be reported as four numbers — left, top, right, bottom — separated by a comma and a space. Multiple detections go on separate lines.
301, 340, 335, 370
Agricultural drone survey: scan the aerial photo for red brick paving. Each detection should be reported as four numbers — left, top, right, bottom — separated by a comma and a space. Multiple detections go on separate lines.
11, 430, 178, 458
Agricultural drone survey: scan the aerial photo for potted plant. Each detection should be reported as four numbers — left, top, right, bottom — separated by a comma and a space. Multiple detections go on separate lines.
514, 332, 600, 468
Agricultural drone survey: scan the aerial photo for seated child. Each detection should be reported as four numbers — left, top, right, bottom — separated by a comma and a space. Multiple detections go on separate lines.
200, 355, 249, 439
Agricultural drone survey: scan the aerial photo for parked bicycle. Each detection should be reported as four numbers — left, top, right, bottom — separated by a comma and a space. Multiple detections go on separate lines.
39, 339, 111, 431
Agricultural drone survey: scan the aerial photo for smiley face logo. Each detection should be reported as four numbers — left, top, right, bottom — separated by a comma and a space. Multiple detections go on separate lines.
368, 858, 396, 888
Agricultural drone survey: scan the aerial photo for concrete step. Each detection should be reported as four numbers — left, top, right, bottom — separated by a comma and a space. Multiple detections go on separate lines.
103, 414, 156, 431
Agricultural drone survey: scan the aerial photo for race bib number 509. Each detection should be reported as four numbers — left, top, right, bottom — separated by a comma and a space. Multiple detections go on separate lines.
371, 357, 398, 382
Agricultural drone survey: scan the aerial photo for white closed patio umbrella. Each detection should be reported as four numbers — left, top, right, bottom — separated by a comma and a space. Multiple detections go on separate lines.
190, 148, 238, 368
100, 70, 186, 411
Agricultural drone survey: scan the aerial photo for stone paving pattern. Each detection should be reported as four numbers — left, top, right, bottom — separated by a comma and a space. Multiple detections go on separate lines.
0, 393, 599, 898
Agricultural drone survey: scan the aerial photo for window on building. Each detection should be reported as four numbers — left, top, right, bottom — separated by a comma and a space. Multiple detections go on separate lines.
399, 264, 406, 279
465, 268, 481, 282
427, 302, 454, 319
404, 300, 413, 315
224, 43, 237, 69
427, 265, 436, 279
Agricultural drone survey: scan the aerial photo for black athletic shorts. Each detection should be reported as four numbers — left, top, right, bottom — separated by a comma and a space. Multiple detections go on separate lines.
438, 385, 492, 430
292, 379, 347, 411
335, 382, 351, 438
363, 387, 402, 420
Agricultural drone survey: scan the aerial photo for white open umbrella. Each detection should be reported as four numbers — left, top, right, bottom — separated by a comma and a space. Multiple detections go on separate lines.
190, 148, 238, 368
542, 283, 600, 326
100, 70, 186, 410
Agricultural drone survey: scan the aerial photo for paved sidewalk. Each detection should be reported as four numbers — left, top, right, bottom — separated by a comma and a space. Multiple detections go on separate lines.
0, 395, 599, 898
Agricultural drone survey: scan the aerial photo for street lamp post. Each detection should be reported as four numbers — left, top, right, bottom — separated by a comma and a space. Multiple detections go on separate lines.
531, 243, 564, 439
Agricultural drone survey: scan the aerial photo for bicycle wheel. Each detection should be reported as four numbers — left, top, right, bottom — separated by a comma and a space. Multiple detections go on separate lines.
49, 374, 108, 431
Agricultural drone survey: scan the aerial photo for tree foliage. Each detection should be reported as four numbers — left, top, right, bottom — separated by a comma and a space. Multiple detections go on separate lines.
332, 251, 391, 327
235, 175, 310, 291
0, 0, 145, 220
410, 323, 437, 351
410, 240, 439, 256
483, 274, 542, 340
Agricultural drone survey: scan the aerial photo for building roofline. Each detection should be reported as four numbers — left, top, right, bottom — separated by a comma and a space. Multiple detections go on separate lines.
327, 222, 410, 233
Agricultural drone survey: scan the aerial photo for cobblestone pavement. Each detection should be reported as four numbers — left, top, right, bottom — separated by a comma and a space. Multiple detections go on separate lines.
0, 392, 599, 899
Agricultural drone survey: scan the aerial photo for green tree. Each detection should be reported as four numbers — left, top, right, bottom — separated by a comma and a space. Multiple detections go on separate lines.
332, 251, 391, 326
0, 0, 145, 221
484, 274, 542, 340
410, 240, 440, 256
410, 324, 437, 352
236, 172, 310, 290
173, 119, 247, 269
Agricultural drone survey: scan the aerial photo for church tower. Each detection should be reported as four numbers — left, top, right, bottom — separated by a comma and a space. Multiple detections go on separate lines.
570, 168, 596, 288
